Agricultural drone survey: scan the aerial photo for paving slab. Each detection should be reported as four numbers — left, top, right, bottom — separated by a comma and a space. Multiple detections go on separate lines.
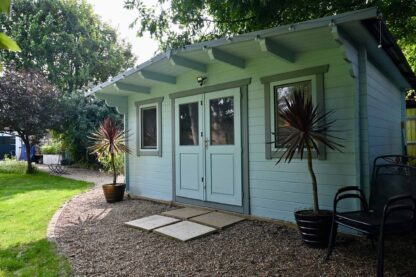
161, 207, 211, 219
125, 215, 180, 231
189, 211, 245, 229
154, 221, 216, 242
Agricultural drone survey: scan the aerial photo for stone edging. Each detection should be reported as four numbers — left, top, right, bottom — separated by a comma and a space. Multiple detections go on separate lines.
46, 185, 97, 242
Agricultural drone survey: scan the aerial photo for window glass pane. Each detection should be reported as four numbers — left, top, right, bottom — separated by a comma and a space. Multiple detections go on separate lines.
274, 81, 311, 148
141, 107, 157, 149
210, 97, 234, 145
179, 102, 199, 146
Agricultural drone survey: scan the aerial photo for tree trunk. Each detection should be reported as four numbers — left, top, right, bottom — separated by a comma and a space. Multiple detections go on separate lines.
24, 140, 33, 174
111, 152, 117, 185
307, 146, 319, 214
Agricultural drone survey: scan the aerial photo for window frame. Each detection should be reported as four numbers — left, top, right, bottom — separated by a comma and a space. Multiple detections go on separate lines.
260, 65, 329, 160
135, 97, 164, 157
270, 77, 315, 152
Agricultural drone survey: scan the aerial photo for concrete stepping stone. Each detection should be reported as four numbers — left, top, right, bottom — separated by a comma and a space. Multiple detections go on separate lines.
125, 215, 180, 231
161, 207, 211, 219
154, 221, 216, 242
189, 211, 245, 229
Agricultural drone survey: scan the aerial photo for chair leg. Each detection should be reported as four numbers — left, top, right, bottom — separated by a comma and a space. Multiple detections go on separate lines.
325, 219, 337, 261
377, 231, 385, 277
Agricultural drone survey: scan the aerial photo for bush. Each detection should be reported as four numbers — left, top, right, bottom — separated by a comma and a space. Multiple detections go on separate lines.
0, 157, 37, 174
41, 139, 64, 154
97, 153, 124, 175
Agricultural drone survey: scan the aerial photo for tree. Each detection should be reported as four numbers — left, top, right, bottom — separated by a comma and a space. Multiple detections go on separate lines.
0, 0, 21, 70
1, 0, 135, 93
0, 0, 136, 163
0, 68, 64, 173
124, 0, 416, 70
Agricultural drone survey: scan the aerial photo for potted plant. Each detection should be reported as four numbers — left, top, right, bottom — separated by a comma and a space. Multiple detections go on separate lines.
89, 118, 131, 203
275, 91, 343, 248
41, 139, 64, 165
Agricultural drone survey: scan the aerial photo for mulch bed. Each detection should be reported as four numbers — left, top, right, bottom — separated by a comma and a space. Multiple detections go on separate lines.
54, 186, 416, 276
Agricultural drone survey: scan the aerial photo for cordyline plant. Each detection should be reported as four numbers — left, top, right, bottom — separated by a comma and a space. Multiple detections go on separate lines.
89, 118, 131, 185
275, 91, 343, 214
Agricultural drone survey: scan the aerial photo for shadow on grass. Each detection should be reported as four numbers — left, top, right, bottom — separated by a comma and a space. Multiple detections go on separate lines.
0, 239, 71, 276
0, 171, 92, 201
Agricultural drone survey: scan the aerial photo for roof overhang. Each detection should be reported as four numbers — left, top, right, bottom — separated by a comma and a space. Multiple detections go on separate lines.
86, 7, 415, 97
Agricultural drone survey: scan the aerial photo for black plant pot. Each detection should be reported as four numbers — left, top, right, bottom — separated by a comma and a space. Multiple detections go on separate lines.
102, 183, 126, 203
294, 210, 334, 248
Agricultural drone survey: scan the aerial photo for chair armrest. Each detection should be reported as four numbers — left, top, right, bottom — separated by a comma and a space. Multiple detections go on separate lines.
380, 194, 416, 232
333, 186, 369, 214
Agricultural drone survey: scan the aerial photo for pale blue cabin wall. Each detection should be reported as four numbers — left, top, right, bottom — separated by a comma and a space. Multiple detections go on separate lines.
125, 45, 358, 222
363, 61, 404, 194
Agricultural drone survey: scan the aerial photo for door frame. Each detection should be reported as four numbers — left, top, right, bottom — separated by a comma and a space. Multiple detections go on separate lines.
169, 78, 251, 214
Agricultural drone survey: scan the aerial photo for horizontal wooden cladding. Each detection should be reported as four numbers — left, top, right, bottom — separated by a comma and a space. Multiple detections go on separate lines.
260, 64, 329, 84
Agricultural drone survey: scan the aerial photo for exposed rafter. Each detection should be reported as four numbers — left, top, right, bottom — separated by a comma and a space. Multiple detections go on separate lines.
257, 38, 295, 63
205, 47, 245, 69
114, 82, 151, 94
138, 70, 176, 84
169, 55, 207, 72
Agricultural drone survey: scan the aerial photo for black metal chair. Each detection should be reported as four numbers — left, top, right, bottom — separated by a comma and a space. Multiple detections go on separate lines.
325, 163, 416, 277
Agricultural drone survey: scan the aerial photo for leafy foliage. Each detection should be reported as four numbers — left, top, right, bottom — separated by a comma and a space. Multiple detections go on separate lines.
0, 0, 136, 164
58, 93, 123, 164
0, 67, 64, 173
0, 0, 135, 93
275, 91, 343, 213
89, 118, 131, 185
40, 138, 64, 155
0, 156, 36, 174
124, 0, 416, 71
0, 0, 20, 71
98, 151, 125, 176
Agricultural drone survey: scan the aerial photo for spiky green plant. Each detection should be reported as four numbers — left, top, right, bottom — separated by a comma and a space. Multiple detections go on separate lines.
275, 91, 343, 214
89, 118, 131, 185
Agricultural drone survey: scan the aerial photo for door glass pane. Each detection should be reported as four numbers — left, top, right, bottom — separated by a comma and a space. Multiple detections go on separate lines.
141, 107, 157, 149
210, 97, 234, 145
179, 102, 199, 146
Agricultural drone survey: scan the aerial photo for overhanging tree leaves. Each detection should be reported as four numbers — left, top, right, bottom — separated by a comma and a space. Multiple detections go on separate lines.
124, 0, 416, 70
0, 0, 20, 71
0, 68, 64, 174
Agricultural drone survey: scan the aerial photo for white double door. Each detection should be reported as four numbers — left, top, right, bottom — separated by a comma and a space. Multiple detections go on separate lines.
175, 88, 242, 206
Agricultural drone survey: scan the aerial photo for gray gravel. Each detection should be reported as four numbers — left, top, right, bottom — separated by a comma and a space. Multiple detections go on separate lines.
52, 174, 416, 276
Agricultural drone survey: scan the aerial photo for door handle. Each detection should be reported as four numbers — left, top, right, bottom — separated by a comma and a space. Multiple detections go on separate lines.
205, 139, 209, 149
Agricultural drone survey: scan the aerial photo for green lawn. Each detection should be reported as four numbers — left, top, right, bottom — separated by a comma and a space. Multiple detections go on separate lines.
0, 172, 91, 277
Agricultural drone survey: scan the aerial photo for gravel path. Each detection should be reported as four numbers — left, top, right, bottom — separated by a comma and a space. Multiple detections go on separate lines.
50, 168, 416, 276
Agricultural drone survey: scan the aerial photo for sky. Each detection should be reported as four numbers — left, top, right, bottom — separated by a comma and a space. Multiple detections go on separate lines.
86, 0, 159, 65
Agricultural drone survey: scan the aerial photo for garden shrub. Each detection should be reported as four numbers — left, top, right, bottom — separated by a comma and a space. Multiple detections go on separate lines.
0, 156, 37, 174
41, 139, 63, 154
98, 153, 124, 175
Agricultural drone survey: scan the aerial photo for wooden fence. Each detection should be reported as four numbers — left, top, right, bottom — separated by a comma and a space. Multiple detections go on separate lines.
406, 108, 416, 156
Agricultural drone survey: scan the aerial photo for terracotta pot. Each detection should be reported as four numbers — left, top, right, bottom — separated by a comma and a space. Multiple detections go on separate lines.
294, 210, 334, 248
102, 183, 126, 203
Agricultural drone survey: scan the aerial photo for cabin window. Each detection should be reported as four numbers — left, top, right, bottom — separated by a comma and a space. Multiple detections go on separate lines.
140, 106, 157, 149
135, 97, 164, 156
273, 80, 312, 148
260, 65, 329, 160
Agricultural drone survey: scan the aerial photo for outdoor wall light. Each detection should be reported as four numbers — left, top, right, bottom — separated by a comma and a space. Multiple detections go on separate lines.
196, 76, 207, 86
